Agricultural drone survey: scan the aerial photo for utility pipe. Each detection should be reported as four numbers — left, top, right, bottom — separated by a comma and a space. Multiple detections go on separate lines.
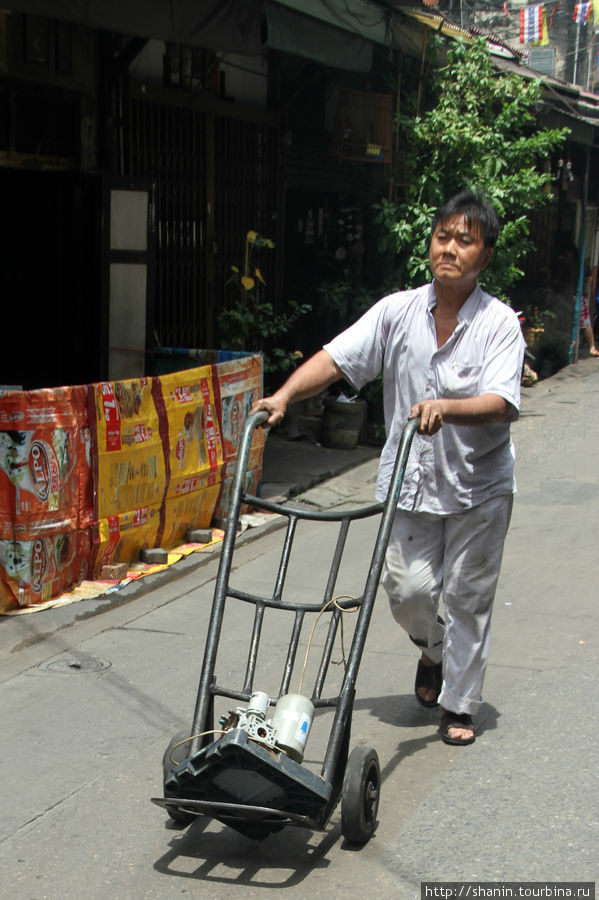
568, 146, 591, 364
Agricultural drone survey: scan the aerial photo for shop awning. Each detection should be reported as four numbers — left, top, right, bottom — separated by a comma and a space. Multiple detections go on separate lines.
270, 0, 392, 46
5, 0, 397, 65
264, 1, 374, 71
2, 1, 263, 54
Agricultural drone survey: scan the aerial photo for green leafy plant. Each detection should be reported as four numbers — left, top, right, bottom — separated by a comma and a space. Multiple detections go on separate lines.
315, 268, 384, 332
219, 230, 311, 381
522, 305, 556, 328
373, 38, 568, 303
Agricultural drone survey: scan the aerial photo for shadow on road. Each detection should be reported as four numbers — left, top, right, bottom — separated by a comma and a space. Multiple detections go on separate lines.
153, 813, 337, 888
355, 691, 500, 735
353, 692, 501, 783
151, 695, 501, 888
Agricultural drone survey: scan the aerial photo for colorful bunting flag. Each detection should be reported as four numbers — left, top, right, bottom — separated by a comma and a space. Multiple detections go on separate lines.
573, 1, 592, 22
519, 5, 549, 44
548, 2, 562, 27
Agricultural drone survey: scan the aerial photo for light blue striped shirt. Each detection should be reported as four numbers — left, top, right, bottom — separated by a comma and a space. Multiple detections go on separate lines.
324, 282, 525, 514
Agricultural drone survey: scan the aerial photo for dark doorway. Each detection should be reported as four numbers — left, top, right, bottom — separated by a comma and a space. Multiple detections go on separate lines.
0, 169, 102, 390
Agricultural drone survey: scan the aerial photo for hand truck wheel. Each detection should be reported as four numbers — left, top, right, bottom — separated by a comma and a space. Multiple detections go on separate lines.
340, 746, 380, 844
162, 732, 196, 825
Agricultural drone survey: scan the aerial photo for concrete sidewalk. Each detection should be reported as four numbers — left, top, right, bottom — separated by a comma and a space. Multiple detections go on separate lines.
260, 429, 379, 502
0, 359, 597, 898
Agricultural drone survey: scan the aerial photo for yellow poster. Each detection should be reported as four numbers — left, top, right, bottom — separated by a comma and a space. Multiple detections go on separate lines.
92, 378, 166, 520
93, 503, 162, 573
161, 485, 222, 547
160, 366, 224, 496
212, 444, 263, 521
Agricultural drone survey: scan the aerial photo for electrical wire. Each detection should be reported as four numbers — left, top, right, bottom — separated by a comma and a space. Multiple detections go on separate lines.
297, 593, 360, 695
169, 595, 361, 767
168, 725, 289, 763
322, 0, 388, 29
168, 730, 222, 764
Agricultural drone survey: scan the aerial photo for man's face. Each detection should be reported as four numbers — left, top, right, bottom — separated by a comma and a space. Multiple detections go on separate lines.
429, 214, 493, 293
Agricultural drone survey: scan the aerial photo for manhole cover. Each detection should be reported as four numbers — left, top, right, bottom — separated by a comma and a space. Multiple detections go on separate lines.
39, 657, 111, 674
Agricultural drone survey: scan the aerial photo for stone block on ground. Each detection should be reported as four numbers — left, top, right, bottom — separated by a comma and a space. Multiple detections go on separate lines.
140, 548, 169, 565
100, 563, 129, 580
187, 528, 213, 544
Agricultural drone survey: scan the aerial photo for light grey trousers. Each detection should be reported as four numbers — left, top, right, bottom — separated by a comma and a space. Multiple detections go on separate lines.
382, 494, 513, 715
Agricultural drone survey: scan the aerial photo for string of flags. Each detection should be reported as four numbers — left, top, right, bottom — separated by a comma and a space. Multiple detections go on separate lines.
520, 4, 549, 44
572, 1, 592, 22
514, 0, 599, 44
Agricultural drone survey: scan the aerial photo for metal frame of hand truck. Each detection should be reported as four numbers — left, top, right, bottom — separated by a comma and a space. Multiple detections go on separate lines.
152, 411, 419, 843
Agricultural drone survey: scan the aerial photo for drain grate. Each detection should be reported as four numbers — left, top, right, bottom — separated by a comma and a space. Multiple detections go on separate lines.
38, 657, 112, 674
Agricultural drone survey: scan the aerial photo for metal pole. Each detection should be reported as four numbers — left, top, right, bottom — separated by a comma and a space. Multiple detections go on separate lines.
573, 19, 582, 85
190, 410, 268, 749
568, 147, 591, 364
586, 24, 594, 91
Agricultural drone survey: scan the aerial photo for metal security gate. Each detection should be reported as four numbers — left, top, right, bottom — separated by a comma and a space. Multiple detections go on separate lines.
126, 98, 207, 349
213, 115, 279, 311
125, 89, 280, 355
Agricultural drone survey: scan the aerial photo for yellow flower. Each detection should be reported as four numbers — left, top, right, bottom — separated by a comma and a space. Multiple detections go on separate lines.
255, 267, 267, 286
246, 230, 258, 244
231, 265, 239, 273
292, 350, 303, 359
241, 275, 255, 290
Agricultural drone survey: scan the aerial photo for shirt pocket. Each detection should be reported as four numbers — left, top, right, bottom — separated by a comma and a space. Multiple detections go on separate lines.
441, 363, 482, 398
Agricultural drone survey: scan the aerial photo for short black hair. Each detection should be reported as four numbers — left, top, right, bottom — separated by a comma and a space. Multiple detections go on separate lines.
432, 191, 501, 248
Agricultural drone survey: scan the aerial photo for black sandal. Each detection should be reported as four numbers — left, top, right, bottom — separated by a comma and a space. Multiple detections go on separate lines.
440, 711, 475, 746
414, 658, 443, 708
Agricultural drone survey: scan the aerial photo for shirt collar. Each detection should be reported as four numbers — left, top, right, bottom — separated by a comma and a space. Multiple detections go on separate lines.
427, 281, 483, 323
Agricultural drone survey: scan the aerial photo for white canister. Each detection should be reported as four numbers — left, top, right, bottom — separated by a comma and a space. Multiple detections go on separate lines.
246, 691, 270, 720
271, 693, 314, 763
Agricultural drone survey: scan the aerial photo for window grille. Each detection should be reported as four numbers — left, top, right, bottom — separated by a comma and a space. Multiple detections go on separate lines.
331, 90, 393, 165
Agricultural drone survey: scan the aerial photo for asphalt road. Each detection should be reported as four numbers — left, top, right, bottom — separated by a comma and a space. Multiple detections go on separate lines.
0, 359, 597, 899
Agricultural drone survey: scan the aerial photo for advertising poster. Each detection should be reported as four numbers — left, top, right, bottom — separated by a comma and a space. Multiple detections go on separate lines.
212, 444, 263, 522
159, 366, 224, 515
0, 354, 264, 612
0, 385, 92, 540
212, 353, 264, 518
213, 353, 263, 463
91, 378, 166, 521
161, 485, 222, 547
0, 385, 93, 612
93, 503, 162, 575
0, 527, 92, 611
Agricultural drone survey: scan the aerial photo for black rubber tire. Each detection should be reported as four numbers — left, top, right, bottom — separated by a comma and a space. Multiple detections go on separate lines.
162, 732, 196, 825
340, 746, 380, 844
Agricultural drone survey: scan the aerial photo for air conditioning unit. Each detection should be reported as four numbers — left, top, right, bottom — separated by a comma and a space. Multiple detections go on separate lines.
528, 48, 555, 77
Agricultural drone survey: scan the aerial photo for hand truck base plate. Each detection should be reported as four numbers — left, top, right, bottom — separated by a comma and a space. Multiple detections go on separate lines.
158, 728, 333, 838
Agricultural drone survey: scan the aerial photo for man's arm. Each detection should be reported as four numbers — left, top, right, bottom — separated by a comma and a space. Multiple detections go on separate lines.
409, 394, 514, 436
251, 349, 344, 427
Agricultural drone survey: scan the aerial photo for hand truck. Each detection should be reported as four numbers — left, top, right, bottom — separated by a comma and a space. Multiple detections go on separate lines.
152, 411, 419, 844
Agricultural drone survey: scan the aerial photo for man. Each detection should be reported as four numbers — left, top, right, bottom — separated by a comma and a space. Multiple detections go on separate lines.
251, 191, 524, 746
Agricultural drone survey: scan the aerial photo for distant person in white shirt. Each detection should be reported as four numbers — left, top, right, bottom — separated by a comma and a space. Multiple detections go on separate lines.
252, 191, 525, 746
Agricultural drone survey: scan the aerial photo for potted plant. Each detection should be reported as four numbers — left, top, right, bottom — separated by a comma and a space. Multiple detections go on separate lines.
520, 306, 555, 355
219, 230, 311, 389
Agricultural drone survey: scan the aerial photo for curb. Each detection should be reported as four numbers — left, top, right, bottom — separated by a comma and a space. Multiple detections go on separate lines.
62, 448, 380, 621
